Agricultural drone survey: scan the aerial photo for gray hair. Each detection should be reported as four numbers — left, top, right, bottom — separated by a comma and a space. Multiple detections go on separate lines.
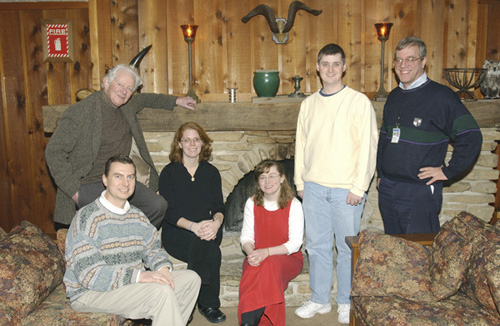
394, 36, 427, 60
102, 64, 143, 91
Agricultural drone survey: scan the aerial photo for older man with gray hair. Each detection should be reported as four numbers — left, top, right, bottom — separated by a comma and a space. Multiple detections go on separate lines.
46, 64, 196, 228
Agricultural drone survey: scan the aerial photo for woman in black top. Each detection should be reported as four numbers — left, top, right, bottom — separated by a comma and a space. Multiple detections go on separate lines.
159, 122, 226, 323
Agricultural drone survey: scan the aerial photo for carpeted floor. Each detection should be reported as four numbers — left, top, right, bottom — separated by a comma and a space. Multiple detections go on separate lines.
189, 305, 345, 326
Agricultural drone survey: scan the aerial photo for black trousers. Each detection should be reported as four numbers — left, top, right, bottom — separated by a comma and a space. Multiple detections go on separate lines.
162, 225, 223, 308
378, 177, 442, 234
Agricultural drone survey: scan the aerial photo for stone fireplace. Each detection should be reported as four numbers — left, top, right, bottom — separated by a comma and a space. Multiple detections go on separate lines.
43, 99, 500, 307
43, 100, 500, 230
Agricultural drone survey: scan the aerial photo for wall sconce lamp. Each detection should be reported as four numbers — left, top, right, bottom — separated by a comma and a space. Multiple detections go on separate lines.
181, 24, 199, 102
373, 22, 393, 101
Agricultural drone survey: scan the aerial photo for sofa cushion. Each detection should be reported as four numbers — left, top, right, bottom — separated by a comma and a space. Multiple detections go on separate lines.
0, 220, 65, 321
352, 291, 500, 326
443, 212, 500, 318
486, 243, 500, 316
446, 211, 500, 244
430, 225, 473, 300
56, 228, 68, 257
0, 303, 21, 326
351, 231, 435, 302
0, 226, 6, 240
21, 284, 133, 326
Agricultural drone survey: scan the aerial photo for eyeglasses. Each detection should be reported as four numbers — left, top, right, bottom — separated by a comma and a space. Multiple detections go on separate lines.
180, 137, 202, 144
393, 57, 422, 66
258, 174, 280, 183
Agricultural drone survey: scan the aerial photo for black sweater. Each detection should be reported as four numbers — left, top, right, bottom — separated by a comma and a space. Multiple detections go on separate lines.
159, 161, 225, 230
376, 79, 482, 184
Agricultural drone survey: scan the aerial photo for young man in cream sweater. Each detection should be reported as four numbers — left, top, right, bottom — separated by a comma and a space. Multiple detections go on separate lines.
294, 43, 378, 324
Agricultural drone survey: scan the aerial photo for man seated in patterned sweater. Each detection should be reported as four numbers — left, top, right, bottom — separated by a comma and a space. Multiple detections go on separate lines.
64, 154, 201, 326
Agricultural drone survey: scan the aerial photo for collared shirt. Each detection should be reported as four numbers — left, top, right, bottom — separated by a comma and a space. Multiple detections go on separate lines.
99, 190, 130, 214
399, 72, 428, 90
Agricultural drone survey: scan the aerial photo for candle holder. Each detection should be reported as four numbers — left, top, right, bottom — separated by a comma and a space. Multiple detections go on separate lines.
373, 22, 393, 101
289, 75, 305, 97
181, 24, 199, 102
228, 88, 238, 103
443, 68, 487, 101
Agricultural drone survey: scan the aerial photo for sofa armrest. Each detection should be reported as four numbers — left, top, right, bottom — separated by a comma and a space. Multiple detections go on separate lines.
346, 233, 436, 326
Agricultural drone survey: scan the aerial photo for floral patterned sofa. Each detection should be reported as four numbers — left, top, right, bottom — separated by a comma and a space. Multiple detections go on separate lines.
0, 220, 133, 326
350, 211, 500, 326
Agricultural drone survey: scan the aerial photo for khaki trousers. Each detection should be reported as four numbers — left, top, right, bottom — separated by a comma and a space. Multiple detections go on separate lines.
71, 270, 201, 326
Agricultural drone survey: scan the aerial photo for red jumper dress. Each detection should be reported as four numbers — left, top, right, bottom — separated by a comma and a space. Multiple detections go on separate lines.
238, 200, 303, 325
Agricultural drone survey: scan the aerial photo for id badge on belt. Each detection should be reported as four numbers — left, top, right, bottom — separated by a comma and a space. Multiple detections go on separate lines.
391, 128, 400, 143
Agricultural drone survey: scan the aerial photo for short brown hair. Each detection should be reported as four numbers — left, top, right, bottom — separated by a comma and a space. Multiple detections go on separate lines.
169, 122, 212, 163
104, 154, 136, 176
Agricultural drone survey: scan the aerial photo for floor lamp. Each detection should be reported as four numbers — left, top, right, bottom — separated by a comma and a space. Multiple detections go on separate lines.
373, 22, 393, 101
181, 24, 199, 102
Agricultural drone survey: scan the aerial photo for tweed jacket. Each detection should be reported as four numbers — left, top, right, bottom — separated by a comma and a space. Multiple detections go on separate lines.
45, 90, 177, 225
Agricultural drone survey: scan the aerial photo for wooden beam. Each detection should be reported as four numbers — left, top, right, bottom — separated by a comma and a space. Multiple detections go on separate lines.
42, 99, 500, 133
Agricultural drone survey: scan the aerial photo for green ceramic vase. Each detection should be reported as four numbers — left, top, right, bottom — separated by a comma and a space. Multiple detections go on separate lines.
253, 70, 280, 97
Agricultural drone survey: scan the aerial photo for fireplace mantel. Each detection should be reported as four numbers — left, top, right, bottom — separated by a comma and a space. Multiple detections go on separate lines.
42, 100, 500, 134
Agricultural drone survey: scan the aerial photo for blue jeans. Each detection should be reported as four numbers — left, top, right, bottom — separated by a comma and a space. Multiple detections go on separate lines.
303, 182, 364, 305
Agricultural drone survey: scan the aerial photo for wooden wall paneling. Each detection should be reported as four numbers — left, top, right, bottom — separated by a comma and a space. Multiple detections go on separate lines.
194, 0, 224, 99
220, 0, 229, 98
166, 0, 193, 97
390, 0, 418, 86
0, 12, 13, 231
88, 0, 112, 90
1, 11, 34, 230
137, 0, 168, 94
465, 0, 483, 98
445, 1, 468, 72
280, 0, 309, 96
67, 8, 92, 103
475, 3, 488, 66
43, 9, 71, 105
110, 0, 139, 68
418, 0, 445, 85
336, 0, 363, 91
486, 3, 500, 60
466, 0, 479, 69
224, 0, 253, 97
306, 0, 336, 94
21, 10, 56, 236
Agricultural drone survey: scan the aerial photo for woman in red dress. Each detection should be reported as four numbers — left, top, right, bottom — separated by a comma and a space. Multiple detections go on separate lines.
238, 160, 304, 326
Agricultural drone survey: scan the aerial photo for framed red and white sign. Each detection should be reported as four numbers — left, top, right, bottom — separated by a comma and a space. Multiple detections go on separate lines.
41, 19, 74, 62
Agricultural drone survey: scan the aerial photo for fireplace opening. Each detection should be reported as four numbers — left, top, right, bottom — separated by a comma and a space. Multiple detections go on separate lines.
224, 158, 298, 231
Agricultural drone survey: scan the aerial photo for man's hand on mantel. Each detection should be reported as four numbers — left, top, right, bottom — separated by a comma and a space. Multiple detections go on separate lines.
176, 96, 196, 110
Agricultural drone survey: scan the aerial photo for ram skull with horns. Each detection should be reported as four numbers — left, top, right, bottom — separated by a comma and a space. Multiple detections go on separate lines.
241, 1, 322, 44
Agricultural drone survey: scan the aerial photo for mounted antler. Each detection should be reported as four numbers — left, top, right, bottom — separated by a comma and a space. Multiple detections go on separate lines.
129, 44, 152, 68
241, 1, 322, 44
241, 4, 280, 34
282, 1, 322, 33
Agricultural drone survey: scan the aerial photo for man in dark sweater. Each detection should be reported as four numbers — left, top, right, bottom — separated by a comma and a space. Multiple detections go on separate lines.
45, 64, 196, 228
376, 36, 482, 234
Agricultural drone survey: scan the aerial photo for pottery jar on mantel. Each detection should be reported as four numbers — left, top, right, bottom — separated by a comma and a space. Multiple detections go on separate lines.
253, 70, 280, 97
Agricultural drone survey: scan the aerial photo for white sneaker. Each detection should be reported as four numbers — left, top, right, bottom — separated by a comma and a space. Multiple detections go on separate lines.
294, 300, 331, 319
337, 303, 350, 324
